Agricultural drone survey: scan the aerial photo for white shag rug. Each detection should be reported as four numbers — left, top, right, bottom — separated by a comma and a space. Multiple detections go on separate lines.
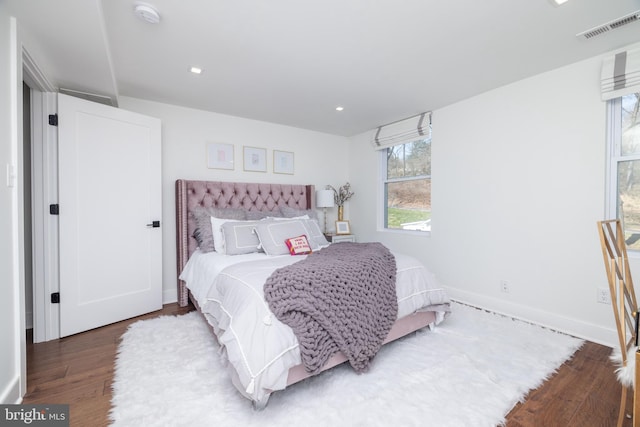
110, 302, 583, 427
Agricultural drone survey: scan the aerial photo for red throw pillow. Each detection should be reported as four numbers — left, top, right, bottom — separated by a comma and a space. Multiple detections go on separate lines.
285, 235, 312, 255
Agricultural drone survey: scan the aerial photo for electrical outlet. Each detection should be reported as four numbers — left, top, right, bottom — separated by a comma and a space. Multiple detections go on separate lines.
597, 287, 611, 304
500, 280, 510, 293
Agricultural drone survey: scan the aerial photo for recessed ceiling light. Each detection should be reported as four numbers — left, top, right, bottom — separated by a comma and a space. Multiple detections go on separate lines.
190, 67, 203, 74
335, 106, 344, 111
549, 0, 569, 6
133, 3, 161, 24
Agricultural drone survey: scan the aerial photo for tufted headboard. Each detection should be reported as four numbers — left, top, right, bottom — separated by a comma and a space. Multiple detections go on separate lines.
175, 179, 315, 306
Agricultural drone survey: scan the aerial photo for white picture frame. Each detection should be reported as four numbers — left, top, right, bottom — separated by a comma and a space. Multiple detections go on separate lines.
273, 150, 294, 174
207, 142, 234, 170
243, 146, 267, 172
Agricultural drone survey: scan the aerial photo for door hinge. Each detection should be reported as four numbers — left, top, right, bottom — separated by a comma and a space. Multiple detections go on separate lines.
51, 292, 60, 304
49, 204, 59, 215
48, 114, 58, 126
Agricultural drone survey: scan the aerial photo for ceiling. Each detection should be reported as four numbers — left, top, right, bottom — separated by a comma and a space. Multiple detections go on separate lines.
6, 0, 640, 136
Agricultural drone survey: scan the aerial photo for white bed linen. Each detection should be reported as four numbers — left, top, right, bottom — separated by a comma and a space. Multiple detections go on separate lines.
179, 247, 450, 404
179, 250, 281, 303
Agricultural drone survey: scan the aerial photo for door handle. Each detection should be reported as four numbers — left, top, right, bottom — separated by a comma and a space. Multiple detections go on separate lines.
146, 220, 160, 228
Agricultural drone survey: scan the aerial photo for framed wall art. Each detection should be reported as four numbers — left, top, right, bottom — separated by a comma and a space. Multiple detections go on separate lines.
273, 150, 294, 174
335, 220, 351, 235
207, 142, 234, 170
243, 146, 267, 172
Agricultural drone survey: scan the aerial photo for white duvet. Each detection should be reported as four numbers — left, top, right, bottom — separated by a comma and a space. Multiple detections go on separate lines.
179, 247, 450, 405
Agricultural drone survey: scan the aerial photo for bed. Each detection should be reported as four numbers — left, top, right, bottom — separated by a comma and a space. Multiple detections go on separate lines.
175, 179, 450, 408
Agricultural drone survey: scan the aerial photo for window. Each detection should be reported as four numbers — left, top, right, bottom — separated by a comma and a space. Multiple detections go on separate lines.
380, 138, 431, 232
607, 93, 640, 249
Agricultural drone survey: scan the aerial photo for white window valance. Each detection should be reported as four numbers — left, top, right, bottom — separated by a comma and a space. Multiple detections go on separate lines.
601, 47, 640, 101
370, 112, 432, 150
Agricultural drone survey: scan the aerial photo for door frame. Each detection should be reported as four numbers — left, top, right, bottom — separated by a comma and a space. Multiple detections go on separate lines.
22, 45, 59, 344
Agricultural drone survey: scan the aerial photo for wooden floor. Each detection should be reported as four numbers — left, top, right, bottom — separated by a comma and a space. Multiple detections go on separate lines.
23, 303, 628, 427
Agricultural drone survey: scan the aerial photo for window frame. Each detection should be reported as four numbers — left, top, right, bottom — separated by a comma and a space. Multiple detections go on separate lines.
378, 138, 432, 235
606, 94, 640, 253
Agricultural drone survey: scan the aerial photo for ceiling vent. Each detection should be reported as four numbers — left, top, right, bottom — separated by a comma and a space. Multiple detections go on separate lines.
577, 10, 640, 40
59, 88, 117, 107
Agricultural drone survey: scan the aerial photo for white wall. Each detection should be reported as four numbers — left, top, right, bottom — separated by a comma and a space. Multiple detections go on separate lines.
0, 5, 17, 404
118, 97, 350, 303
348, 47, 634, 347
0, 7, 25, 403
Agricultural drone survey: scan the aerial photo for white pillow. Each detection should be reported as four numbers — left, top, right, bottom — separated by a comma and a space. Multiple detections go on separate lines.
210, 216, 232, 253
272, 215, 309, 220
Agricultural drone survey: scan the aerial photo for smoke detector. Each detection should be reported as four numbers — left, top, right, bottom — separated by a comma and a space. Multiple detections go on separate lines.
134, 3, 161, 24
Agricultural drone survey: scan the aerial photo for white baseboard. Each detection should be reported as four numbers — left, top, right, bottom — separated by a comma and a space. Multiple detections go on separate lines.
163, 288, 177, 305
446, 287, 617, 348
0, 376, 22, 405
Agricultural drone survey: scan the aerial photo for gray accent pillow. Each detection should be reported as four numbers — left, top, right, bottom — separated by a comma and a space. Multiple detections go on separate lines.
279, 206, 318, 221
220, 221, 263, 255
191, 207, 247, 252
254, 220, 315, 256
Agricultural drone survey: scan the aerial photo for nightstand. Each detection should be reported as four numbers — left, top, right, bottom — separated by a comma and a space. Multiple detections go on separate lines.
324, 234, 356, 243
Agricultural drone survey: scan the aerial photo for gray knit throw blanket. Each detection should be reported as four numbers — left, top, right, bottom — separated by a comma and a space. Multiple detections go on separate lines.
264, 242, 398, 374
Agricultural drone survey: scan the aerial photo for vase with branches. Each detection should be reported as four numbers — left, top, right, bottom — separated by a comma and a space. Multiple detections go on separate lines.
326, 183, 354, 221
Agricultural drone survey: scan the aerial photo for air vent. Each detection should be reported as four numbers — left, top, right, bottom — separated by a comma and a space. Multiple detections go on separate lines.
577, 10, 640, 40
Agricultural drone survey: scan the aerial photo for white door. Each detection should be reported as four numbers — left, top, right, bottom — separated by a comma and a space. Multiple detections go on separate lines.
58, 94, 162, 337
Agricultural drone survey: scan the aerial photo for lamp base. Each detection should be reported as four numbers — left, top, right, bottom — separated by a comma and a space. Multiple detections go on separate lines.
323, 207, 328, 234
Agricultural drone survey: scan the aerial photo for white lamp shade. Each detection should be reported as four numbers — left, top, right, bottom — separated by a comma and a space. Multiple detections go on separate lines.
316, 190, 335, 208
